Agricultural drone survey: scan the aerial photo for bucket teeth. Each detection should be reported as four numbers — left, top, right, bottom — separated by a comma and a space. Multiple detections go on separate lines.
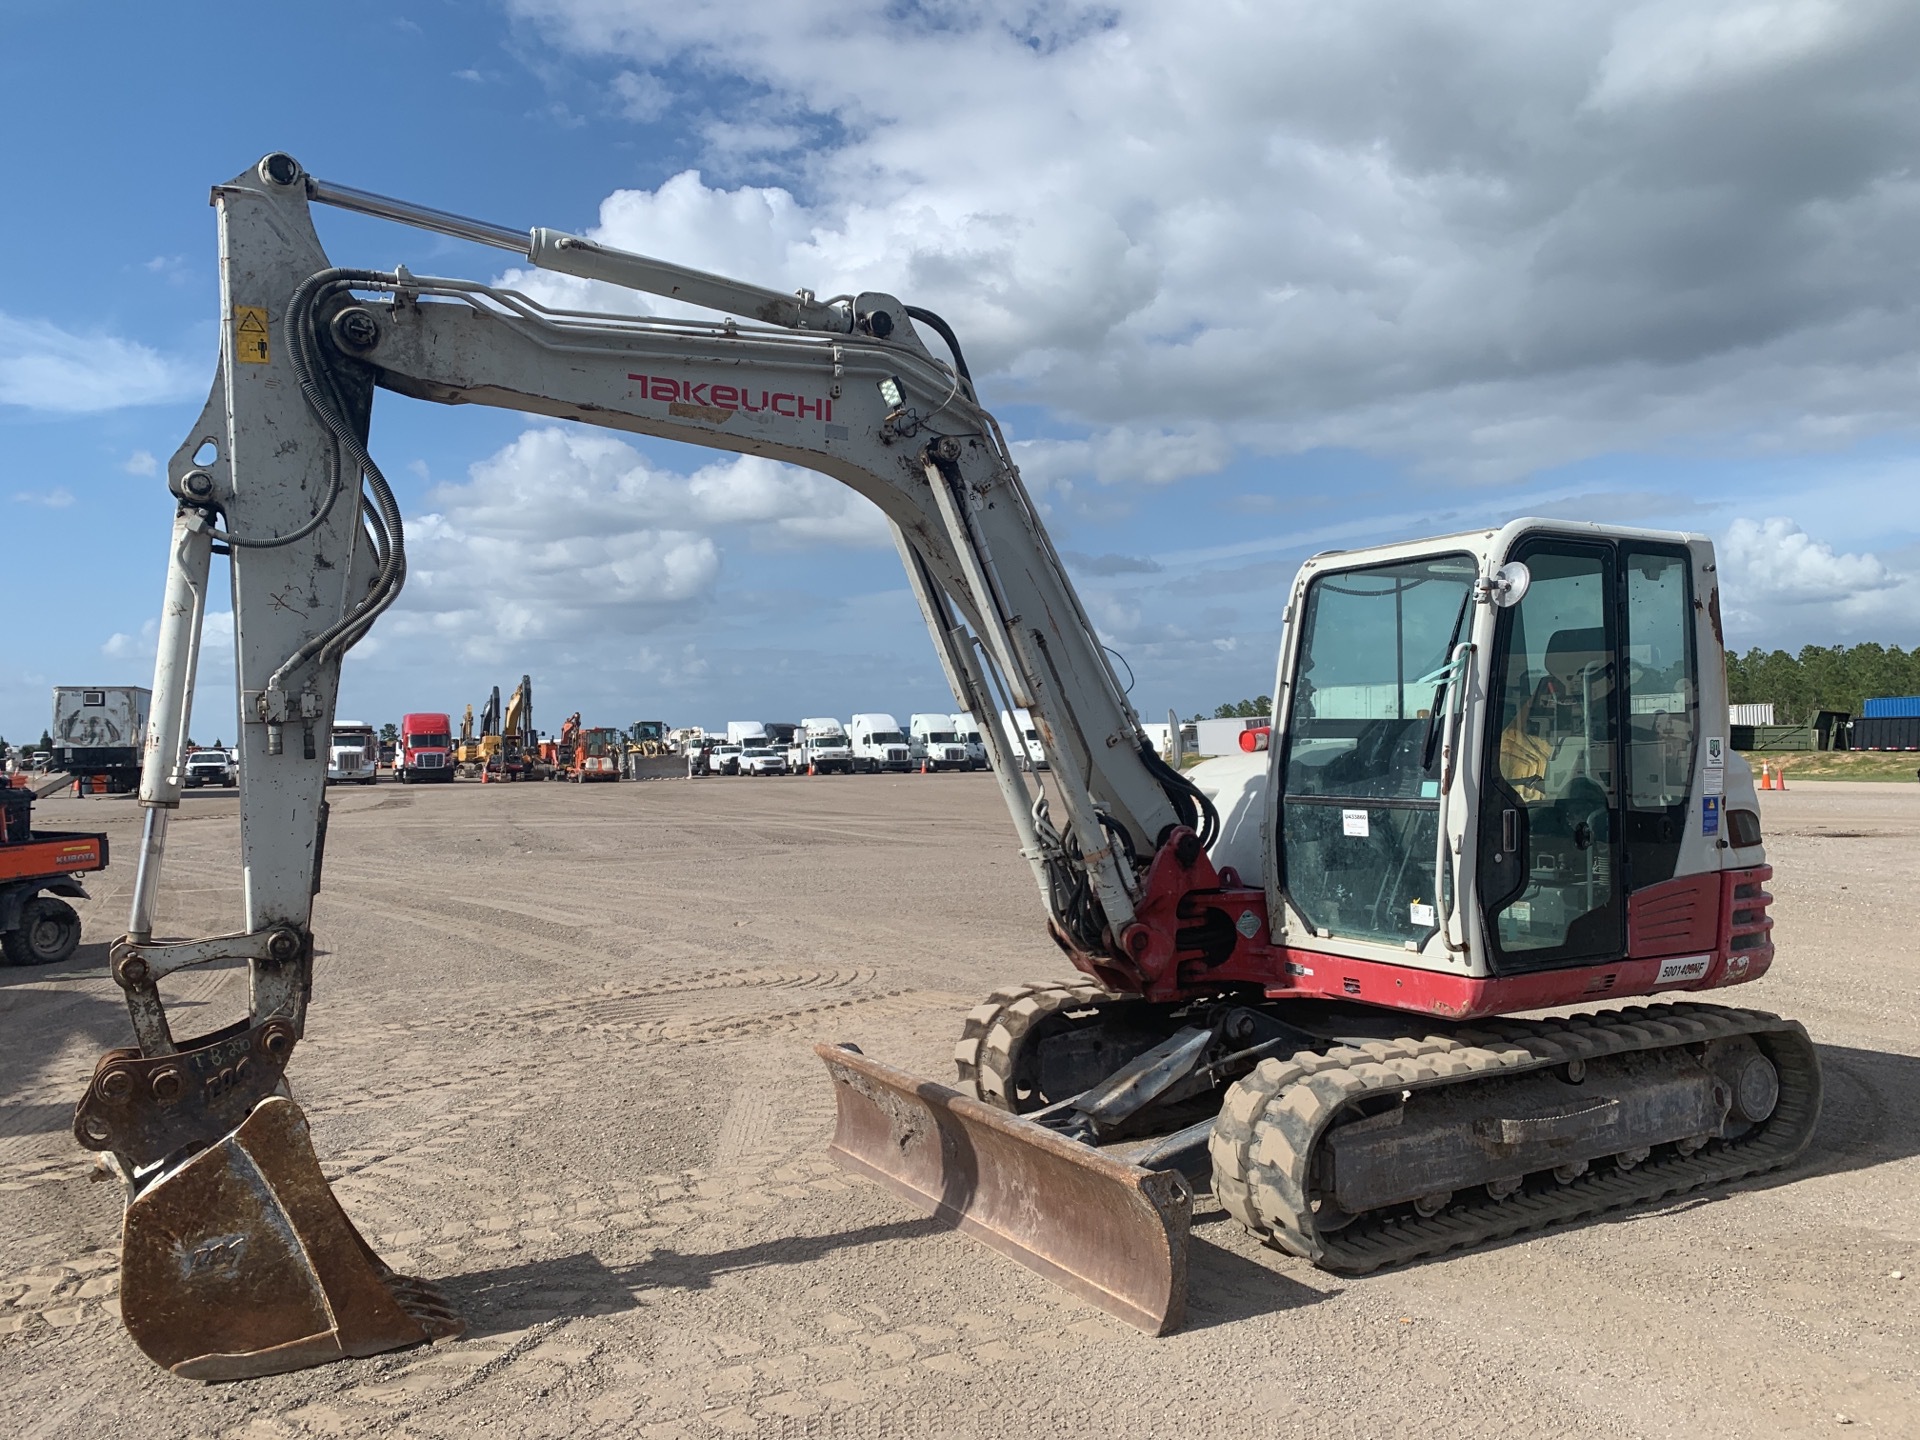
117, 1095, 463, 1381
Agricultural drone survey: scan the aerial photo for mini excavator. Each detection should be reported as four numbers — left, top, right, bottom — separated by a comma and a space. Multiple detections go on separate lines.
84, 155, 1817, 1378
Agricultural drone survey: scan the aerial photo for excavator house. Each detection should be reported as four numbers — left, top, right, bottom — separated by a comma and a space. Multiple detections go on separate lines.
84, 155, 1817, 1378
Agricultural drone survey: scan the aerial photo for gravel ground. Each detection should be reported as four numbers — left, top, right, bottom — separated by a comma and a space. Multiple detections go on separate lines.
2, 774, 1915, 1438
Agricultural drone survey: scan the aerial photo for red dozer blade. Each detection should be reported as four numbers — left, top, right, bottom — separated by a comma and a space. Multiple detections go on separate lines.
816, 1043, 1191, 1334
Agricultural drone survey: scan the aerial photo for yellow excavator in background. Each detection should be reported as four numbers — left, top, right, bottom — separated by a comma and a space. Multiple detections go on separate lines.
501, 675, 539, 780
453, 704, 482, 775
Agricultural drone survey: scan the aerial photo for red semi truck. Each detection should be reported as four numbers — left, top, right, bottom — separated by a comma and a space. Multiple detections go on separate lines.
395, 712, 455, 783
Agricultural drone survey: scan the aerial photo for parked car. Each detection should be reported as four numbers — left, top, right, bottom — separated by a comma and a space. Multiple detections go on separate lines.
739, 746, 789, 776
183, 750, 235, 788
707, 743, 744, 775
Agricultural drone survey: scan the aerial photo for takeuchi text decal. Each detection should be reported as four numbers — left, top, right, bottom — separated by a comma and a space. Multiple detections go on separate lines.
627, 373, 834, 421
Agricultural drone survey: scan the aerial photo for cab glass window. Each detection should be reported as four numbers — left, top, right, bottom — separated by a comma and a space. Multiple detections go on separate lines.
1279, 554, 1476, 946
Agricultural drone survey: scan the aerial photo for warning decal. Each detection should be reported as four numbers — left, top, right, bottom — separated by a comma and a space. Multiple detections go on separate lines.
233, 305, 270, 364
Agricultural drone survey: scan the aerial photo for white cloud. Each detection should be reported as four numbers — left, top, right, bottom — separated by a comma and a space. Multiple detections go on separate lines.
612, 68, 671, 121
101, 611, 233, 665
122, 450, 158, 477
502, 0, 1920, 482
391, 426, 887, 657
1719, 516, 1920, 643
11, 486, 75, 508
1722, 516, 1893, 603
0, 312, 200, 413
1589, 1, 1867, 109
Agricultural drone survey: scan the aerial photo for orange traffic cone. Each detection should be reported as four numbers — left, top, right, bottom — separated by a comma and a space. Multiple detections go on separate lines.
1761, 764, 1775, 791
1776, 763, 1787, 792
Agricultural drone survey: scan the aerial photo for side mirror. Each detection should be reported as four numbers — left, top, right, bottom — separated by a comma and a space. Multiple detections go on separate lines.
1478, 560, 1531, 608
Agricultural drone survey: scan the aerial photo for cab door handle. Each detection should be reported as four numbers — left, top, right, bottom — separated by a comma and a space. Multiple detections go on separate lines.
1502, 807, 1519, 856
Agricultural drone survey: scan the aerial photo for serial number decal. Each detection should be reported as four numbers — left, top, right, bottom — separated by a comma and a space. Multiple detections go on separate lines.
628, 373, 834, 422
1654, 954, 1711, 985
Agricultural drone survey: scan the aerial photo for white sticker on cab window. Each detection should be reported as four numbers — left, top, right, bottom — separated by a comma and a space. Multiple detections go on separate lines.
1705, 736, 1725, 769
1410, 902, 1437, 927
1342, 809, 1369, 837
1655, 954, 1711, 985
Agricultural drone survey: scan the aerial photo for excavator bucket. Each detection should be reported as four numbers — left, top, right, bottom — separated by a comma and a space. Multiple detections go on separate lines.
117, 1096, 463, 1381
816, 1044, 1191, 1334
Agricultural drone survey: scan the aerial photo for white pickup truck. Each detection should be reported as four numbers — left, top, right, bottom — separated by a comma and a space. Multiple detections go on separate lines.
909, 713, 973, 772
848, 713, 912, 774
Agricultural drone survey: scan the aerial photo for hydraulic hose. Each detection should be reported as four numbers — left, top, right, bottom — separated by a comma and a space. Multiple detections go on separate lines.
268, 268, 410, 691
904, 305, 972, 385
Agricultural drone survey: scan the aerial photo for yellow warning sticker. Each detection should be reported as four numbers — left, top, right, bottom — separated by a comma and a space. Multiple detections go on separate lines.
233, 305, 271, 365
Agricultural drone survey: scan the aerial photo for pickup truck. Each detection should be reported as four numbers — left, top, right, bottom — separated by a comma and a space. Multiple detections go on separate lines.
184, 750, 235, 788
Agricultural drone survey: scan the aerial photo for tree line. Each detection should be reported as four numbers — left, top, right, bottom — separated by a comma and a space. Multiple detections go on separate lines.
1726, 643, 1920, 724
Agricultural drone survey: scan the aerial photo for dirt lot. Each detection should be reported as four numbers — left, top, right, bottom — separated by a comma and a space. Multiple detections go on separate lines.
4, 775, 1917, 1438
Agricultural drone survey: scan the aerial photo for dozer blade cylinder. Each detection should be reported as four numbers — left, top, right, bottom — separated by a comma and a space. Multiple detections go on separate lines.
816, 1044, 1191, 1335
117, 1097, 462, 1380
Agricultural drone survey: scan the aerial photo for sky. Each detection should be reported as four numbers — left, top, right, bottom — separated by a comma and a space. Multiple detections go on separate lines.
4, 0, 1919, 744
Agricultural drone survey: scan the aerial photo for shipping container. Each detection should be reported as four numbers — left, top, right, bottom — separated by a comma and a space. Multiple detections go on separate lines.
1853, 716, 1920, 750
1861, 695, 1920, 719
1729, 724, 1816, 752
1728, 703, 1776, 726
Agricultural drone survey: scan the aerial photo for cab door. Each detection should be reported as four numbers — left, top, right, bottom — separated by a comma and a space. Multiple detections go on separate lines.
1476, 539, 1626, 971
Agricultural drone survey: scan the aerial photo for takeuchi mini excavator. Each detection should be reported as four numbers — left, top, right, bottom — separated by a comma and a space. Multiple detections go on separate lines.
89, 155, 1817, 1379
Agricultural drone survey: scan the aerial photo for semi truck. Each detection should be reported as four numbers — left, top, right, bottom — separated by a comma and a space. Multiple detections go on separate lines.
848, 713, 912, 773
325, 721, 378, 785
395, 712, 454, 782
51, 686, 150, 794
952, 712, 989, 769
999, 707, 1048, 770
909, 713, 973, 772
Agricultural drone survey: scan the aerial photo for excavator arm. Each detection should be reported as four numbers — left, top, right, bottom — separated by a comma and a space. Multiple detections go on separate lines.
85, 154, 1210, 1377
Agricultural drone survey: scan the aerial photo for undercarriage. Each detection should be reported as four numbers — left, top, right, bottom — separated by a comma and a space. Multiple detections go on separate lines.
944, 981, 1819, 1275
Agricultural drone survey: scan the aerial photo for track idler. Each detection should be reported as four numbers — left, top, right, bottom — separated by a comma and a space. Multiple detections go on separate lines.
77, 1031, 462, 1381
817, 1043, 1191, 1334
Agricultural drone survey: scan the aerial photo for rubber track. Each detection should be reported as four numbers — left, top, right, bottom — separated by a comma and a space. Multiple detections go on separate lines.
953, 980, 1119, 1109
1208, 1002, 1821, 1274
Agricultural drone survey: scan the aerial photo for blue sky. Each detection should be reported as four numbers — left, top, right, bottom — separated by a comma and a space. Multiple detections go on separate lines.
5, 1, 1919, 744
